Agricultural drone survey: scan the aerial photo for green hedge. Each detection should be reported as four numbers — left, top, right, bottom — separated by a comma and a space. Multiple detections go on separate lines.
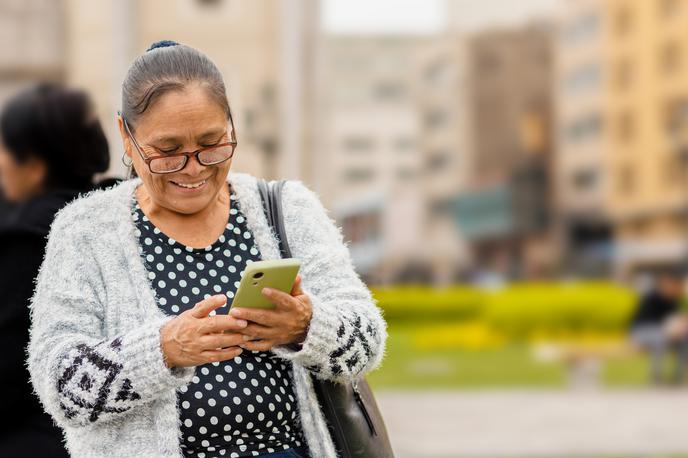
371, 285, 486, 323
372, 282, 637, 338
482, 282, 636, 337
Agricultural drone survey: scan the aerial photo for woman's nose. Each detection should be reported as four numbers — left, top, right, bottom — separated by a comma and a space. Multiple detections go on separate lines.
182, 154, 206, 175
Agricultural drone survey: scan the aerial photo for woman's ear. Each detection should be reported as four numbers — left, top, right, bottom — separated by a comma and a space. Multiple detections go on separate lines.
117, 115, 133, 161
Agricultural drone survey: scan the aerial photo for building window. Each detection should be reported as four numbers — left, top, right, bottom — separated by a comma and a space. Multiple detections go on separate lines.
424, 109, 448, 128
564, 63, 601, 93
572, 169, 598, 191
424, 58, 451, 85
343, 167, 375, 183
615, 58, 633, 90
396, 167, 416, 181
342, 211, 381, 244
343, 136, 373, 153
615, 6, 633, 36
373, 82, 405, 102
196, 0, 223, 7
394, 136, 416, 153
566, 112, 602, 143
664, 97, 688, 144
618, 164, 635, 194
617, 111, 635, 143
661, 42, 681, 75
660, 0, 680, 18
665, 156, 686, 184
426, 151, 451, 172
562, 12, 600, 45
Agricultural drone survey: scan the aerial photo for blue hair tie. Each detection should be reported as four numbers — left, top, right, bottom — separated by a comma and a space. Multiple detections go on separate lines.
146, 40, 179, 52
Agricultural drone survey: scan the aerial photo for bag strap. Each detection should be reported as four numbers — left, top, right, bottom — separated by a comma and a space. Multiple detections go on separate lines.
258, 179, 305, 356
257, 178, 292, 259
256, 177, 393, 458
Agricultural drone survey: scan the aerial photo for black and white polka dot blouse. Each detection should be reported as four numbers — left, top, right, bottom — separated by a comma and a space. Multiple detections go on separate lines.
132, 184, 306, 458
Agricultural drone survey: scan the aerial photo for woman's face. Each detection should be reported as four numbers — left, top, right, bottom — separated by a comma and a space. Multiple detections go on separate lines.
119, 83, 233, 216
0, 143, 46, 202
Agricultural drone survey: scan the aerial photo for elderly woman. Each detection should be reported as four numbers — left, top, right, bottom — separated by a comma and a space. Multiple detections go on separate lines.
28, 41, 386, 458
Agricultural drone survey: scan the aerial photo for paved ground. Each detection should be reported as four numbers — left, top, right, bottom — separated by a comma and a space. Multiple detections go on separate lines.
375, 389, 688, 458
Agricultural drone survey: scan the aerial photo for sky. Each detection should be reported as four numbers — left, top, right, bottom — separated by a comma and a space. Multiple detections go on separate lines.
322, 0, 562, 35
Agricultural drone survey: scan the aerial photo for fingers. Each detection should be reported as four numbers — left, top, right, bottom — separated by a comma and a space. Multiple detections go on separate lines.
201, 314, 248, 334
200, 346, 243, 363
239, 323, 273, 341
190, 294, 228, 318
290, 275, 303, 296
260, 287, 295, 310
230, 306, 280, 327
239, 339, 275, 352
198, 332, 246, 351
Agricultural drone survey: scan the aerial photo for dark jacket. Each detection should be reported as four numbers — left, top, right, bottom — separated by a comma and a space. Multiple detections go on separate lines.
630, 290, 679, 328
0, 180, 119, 457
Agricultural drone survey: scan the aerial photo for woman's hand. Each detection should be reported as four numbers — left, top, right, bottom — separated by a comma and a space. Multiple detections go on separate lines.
160, 295, 249, 368
229, 275, 313, 352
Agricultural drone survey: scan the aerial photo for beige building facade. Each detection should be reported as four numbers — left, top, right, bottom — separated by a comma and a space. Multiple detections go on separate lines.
603, 0, 688, 276
0, 0, 64, 103
554, 0, 613, 276
316, 37, 429, 283
412, 37, 472, 283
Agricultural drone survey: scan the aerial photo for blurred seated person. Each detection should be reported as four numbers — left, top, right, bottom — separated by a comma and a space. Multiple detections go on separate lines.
0, 83, 115, 457
629, 268, 688, 384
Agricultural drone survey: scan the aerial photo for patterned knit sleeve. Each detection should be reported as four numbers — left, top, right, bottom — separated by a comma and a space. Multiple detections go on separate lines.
270, 180, 387, 383
27, 212, 194, 428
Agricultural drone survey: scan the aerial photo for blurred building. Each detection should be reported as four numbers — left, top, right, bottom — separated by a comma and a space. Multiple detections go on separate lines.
316, 36, 429, 284
319, 28, 557, 284
603, 0, 688, 276
64, 0, 318, 181
0, 0, 64, 103
555, 0, 613, 276
412, 37, 472, 284
453, 22, 556, 279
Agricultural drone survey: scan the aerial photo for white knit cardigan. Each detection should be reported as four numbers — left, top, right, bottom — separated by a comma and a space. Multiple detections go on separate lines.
27, 171, 387, 457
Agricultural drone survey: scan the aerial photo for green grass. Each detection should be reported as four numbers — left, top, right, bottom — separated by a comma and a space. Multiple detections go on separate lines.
368, 324, 565, 389
367, 323, 655, 390
603, 355, 650, 387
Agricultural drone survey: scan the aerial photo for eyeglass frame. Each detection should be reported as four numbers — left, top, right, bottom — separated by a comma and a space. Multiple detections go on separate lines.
120, 112, 238, 174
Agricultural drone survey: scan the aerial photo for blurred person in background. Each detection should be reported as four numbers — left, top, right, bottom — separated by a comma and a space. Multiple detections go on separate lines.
0, 193, 13, 215
629, 268, 688, 385
0, 82, 112, 457
26, 41, 386, 458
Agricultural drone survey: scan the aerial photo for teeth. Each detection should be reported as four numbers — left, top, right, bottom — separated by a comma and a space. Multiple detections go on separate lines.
173, 180, 206, 189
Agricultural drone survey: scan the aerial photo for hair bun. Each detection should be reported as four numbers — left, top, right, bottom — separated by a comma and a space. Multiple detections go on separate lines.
146, 40, 180, 52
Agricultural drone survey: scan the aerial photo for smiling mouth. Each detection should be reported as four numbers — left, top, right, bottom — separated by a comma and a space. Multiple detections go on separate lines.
170, 179, 207, 189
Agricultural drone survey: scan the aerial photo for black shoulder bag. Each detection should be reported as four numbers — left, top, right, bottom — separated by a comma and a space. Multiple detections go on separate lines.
257, 178, 394, 458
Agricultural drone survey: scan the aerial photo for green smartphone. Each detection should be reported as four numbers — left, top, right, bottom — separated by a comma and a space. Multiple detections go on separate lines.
230, 258, 301, 310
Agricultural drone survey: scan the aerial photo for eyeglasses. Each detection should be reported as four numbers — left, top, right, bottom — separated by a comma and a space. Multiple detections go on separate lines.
121, 115, 237, 174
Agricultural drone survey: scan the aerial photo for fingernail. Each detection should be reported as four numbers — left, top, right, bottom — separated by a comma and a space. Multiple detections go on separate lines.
230, 308, 241, 317
236, 319, 247, 327
262, 287, 271, 295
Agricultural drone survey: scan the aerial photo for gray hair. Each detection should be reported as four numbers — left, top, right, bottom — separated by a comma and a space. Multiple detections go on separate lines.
121, 42, 232, 129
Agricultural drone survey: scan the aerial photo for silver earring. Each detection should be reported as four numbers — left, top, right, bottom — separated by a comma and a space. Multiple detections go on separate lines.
121, 152, 133, 168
